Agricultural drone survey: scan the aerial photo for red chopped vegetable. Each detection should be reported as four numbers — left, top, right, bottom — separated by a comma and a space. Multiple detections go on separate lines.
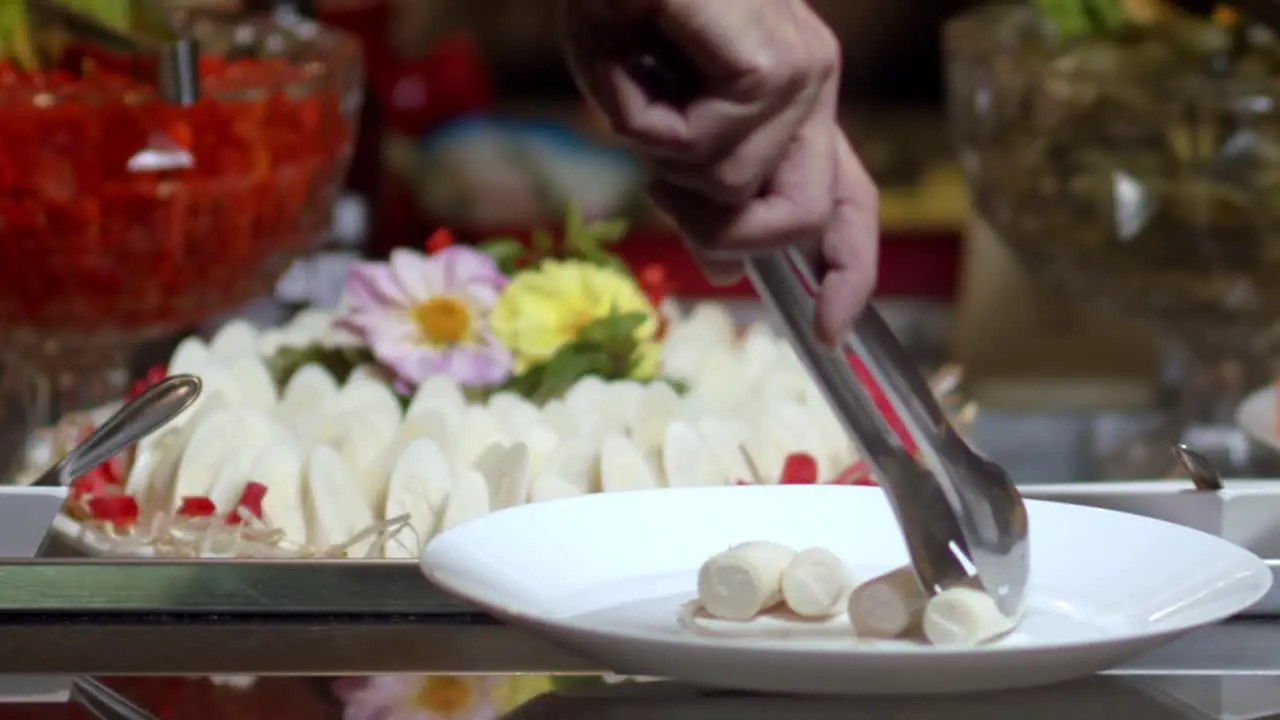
0, 48, 353, 334
845, 351, 917, 455
425, 228, 454, 254
779, 452, 819, 485
227, 482, 269, 524
87, 495, 139, 527
177, 497, 217, 518
126, 365, 168, 401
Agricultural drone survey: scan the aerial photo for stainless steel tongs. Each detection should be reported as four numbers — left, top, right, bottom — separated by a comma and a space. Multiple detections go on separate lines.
27, 0, 200, 104
749, 251, 1029, 618
627, 37, 1030, 619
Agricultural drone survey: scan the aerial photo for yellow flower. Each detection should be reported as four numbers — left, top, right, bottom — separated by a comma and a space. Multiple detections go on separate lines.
490, 259, 661, 376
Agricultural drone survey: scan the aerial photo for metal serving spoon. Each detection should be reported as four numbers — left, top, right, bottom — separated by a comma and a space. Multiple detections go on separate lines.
31, 374, 202, 488
626, 38, 1029, 619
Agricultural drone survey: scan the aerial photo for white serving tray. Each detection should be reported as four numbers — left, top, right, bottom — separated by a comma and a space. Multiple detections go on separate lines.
0, 485, 73, 702
1022, 480, 1280, 615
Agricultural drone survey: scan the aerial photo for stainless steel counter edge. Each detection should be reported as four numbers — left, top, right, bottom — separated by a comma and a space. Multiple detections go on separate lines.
0, 561, 1275, 675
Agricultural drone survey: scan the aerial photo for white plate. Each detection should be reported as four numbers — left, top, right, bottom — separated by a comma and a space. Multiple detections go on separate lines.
421, 485, 1271, 696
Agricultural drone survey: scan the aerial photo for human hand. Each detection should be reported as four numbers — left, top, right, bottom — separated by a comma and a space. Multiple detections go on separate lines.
558, 0, 879, 342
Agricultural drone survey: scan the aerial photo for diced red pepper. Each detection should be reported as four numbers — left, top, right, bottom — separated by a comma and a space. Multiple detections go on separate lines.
425, 228, 454, 254
780, 452, 819, 485
845, 352, 917, 455
126, 365, 168, 401
87, 495, 140, 527
69, 472, 116, 501
177, 497, 217, 518
226, 482, 269, 524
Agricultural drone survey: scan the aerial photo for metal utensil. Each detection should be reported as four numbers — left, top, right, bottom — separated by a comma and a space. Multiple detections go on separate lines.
1172, 443, 1225, 491
27, 0, 200, 105
70, 677, 159, 720
31, 374, 202, 488
624, 37, 1029, 618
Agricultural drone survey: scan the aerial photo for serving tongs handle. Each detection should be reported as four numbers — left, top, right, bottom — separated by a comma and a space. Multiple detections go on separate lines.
28, 0, 199, 105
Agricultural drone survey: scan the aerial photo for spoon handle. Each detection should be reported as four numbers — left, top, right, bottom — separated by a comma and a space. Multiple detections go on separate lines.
61, 375, 202, 483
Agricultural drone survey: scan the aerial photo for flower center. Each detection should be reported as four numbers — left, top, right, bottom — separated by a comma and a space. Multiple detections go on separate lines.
414, 296, 472, 346
413, 677, 474, 715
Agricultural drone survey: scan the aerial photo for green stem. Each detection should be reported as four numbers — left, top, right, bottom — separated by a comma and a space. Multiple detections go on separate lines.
0, 0, 133, 68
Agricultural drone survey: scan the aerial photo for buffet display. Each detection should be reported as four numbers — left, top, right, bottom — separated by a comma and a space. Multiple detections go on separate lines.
24, 211, 972, 559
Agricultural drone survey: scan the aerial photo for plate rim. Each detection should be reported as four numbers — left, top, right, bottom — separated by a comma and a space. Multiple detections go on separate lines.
421, 485, 1273, 658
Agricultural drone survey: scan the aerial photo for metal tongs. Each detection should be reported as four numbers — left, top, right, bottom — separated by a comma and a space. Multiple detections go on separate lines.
627, 38, 1030, 619
27, 0, 200, 105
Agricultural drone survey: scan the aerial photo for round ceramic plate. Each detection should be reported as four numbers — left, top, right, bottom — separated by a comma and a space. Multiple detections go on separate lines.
421, 485, 1270, 696
1237, 385, 1279, 452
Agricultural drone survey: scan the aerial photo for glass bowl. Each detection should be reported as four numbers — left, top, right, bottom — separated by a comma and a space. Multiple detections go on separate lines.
946, 4, 1280, 474
0, 10, 361, 368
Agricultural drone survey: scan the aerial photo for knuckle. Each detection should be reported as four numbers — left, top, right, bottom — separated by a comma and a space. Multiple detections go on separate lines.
709, 159, 764, 202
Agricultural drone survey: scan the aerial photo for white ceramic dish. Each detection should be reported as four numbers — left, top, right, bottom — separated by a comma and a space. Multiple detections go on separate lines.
421, 485, 1270, 696
0, 485, 69, 558
0, 485, 73, 702
1021, 480, 1280, 558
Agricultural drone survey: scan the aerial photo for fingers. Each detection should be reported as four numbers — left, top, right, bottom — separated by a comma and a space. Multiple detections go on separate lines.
814, 131, 879, 343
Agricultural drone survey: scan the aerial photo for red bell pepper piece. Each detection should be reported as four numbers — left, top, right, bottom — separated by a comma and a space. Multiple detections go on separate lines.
88, 495, 139, 527
177, 497, 217, 518
779, 452, 819, 485
227, 482, 269, 525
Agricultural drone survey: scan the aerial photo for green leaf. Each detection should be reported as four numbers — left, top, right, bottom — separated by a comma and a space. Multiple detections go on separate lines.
585, 218, 629, 245
537, 346, 603, 402
477, 238, 528, 275
577, 312, 646, 354
1034, 0, 1092, 37
531, 228, 556, 257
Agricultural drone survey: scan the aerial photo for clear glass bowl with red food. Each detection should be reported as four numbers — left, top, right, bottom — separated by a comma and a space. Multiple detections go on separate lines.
0, 10, 360, 434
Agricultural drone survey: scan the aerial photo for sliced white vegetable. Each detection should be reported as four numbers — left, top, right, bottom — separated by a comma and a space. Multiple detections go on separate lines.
279, 363, 340, 424
847, 565, 929, 639
661, 420, 720, 487
207, 447, 258, 512
781, 547, 853, 619
304, 445, 375, 554
208, 319, 260, 362
599, 433, 660, 493
528, 470, 585, 503
335, 409, 399, 508
631, 382, 680, 453
337, 374, 402, 425
922, 587, 1015, 647
138, 393, 231, 510
474, 442, 532, 510
565, 375, 606, 417
407, 373, 466, 419
450, 406, 508, 474
440, 469, 490, 530
250, 442, 307, 544
545, 434, 602, 492
168, 336, 212, 378
394, 409, 451, 448
384, 438, 454, 557
697, 541, 796, 621
696, 417, 754, 484
227, 356, 279, 411
170, 406, 240, 507
486, 392, 541, 438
